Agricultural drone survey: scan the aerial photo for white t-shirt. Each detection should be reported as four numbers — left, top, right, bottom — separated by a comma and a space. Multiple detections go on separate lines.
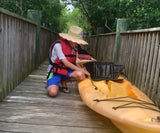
47, 42, 77, 72
47, 43, 65, 72
50, 43, 66, 62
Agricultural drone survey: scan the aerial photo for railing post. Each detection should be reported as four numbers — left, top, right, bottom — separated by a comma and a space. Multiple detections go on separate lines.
96, 27, 104, 58
0, 19, 3, 101
114, 18, 128, 62
27, 10, 41, 69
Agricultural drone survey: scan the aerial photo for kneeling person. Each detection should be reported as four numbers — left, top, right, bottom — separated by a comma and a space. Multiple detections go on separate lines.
47, 26, 90, 97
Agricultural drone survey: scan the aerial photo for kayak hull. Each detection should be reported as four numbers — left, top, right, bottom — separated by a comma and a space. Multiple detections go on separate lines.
78, 78, 160, 133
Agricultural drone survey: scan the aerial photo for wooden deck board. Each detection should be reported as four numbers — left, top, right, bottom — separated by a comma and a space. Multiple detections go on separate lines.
0, 59, 121, 133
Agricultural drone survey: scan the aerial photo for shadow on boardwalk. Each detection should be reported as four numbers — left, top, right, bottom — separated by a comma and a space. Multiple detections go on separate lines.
0, 59, 121, 133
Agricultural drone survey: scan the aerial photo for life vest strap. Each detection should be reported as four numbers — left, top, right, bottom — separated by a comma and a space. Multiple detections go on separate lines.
65, 55, 76, 57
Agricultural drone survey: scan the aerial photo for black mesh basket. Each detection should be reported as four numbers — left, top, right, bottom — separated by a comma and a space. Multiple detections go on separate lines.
83, 61, 125, 81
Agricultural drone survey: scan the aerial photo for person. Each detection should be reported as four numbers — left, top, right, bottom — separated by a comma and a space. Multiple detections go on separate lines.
46, 26, 90, 97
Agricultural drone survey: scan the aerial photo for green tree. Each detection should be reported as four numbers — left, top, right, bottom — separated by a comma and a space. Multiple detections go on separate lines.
128, 0, 160, 29
1, 0, 160, 33
59, 7, 91, 33
62, 0, 160, 33
0, 0, 63, 31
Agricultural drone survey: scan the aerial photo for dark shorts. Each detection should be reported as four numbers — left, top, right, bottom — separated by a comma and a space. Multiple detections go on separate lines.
47, 70, 73, 87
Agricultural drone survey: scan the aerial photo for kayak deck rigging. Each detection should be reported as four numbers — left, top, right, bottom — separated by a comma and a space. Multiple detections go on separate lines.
94, 96, 160, 113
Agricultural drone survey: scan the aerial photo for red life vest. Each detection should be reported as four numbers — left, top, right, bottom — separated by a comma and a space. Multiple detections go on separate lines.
49, 39, 77, 76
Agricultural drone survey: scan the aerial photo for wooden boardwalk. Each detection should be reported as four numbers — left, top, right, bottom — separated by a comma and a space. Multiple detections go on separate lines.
0, 59, 121, 133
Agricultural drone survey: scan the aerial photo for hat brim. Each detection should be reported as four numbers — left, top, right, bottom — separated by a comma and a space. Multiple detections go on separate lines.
59, 33, 88, 45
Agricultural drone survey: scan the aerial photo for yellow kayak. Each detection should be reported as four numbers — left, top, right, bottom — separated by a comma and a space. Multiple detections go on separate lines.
78, 61, 160, 133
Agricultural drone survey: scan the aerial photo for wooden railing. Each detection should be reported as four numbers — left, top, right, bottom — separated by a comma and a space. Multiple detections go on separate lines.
84, 33, 116, 61
119, 29, 160, 106
0, 8, 58, 100
85, 28, 160, 107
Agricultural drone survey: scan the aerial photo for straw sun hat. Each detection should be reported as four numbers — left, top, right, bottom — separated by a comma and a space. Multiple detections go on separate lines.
59, 26, 88, 45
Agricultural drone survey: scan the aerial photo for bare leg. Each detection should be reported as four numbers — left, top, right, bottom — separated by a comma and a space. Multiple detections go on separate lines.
60, 80, 70, 93
47, 70, 85, 96
69, 70, 85, 81
61, 80, 67, 87
47, 85, 59, 97
59, 70, 85, 93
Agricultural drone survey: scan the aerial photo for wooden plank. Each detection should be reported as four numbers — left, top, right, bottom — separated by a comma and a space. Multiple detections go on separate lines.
111, 35, 116, 60
124, 34, 132, 77
128, 34, 136, 80
28, 74, 46, 80
10, 16, 14, 91
26, 22, 31, 74
144, 33, 156, 94
15, 19, 20, 85
8, 15, 11, 93
18, 19, 22, 84
14, 17, 18, 86
121, 27, 160, 33
0, 102, 91, 112
91, 37, 97, 58
103, 36, 108, 61
26, 22, 30, 74
137, 33, 146, 88
151, 44, 160, 102
128, 34, 136, 81
3, 94, 86, 108
23, 21, 28, 77
156, 77, 160, 106
0, 13, 4, 100
7, 90, 81, 101
4, 14, 9, 96
28, 24, 32, 73
130, 34, 137, 82
132, 33, 139, 84
28, 24, 36, 72
137, 33, 147, 89
122, 35, 129, 64
0, 122, 121, 133
21, 21, 25, 80
2, 14, 6, 96
0, 131, 12, 133
8, 16, 12, 93
118, 34, 125, 63
135, 33, 143, 86
97, 36, 103, 60
0, 103, 115, 128
147, 32, 159, 97
140, 33, 151, 92
10, 16, 15, 92
13, 18, 17, 88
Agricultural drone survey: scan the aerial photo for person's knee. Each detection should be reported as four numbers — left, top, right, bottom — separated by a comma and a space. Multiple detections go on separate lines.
48, 90, 58, 97
47, 86, 58, 97
75, 71, 85, 80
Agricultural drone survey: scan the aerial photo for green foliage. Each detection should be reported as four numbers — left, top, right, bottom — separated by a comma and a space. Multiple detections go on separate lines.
128, 0, 160, 30
59, 7, 91, 33
62, 0, 160, 33
1, 0, 160, 33
0, 0, 63, 31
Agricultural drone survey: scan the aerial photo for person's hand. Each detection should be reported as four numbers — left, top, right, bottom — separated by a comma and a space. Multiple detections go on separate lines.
81, 69, 90, 77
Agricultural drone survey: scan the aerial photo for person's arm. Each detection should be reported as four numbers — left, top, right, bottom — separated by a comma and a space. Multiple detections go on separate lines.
55, 43, 90, 77
54, 43, 66, 60
62, 58, 90, 77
